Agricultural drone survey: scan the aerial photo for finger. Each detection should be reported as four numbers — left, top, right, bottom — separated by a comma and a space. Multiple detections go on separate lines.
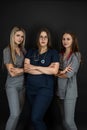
67, 68, 73, 72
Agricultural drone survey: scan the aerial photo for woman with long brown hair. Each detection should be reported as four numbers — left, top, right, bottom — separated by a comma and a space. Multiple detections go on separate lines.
24, 28, 59, 130
56, 31, 81, 130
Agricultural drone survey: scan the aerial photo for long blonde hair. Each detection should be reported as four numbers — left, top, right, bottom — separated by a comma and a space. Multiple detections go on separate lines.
9, 26, 26, 64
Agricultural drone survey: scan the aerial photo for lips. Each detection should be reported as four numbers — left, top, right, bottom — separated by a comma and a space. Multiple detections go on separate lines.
64, 44, 68, 46
41, 42, 45, 44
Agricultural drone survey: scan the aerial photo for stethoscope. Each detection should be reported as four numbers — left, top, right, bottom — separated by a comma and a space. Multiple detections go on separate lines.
34, 50, 48, 64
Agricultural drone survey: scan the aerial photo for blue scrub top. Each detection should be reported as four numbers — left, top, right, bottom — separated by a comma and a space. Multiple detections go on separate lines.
25, 48, 59, 96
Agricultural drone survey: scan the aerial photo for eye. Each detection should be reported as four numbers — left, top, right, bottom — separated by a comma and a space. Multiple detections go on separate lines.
40, 36, 48, 39
16, 34, 20, 37
40, 36, 43, 39
62, 38, 65, 40
67, 38, 70, 41
21, 36, 24, 38
44, 36, 48, 39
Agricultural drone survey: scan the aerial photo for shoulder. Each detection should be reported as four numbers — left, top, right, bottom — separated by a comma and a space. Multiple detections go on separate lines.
59, 52, 63, 57
3, 46, 10, 55
48, 49, 59, 61
22, 47, 27, 55
3, 46, 12, 64
3, 46, 10, 51
72, 52, 81, 61
49, 49, 59, 54
69, 52, 81, 64
27, 48, 37, 54
25, 48, 37, 58
75, 52, 81, 58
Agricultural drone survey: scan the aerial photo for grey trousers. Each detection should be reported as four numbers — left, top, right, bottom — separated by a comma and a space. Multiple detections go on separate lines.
5, 87, 25, 130
59, 98, 77, 130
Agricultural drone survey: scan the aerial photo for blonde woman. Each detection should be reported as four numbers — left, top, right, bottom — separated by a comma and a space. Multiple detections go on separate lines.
3, 26, 26, 130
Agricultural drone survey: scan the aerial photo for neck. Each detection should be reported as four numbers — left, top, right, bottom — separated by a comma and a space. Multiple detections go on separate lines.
63, 48, 72, 60
39, 47, 48, 54
15, 46, 21, 56
65, 48, 71, 55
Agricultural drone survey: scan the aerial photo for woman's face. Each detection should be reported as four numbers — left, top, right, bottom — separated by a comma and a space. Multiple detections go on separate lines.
14, 31, 24, 45
39, 31, 48, 48
62, 33, 73, 49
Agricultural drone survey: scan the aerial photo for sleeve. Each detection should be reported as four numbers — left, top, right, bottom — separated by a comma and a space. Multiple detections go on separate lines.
3, 47, 12, 64
25, 49, 33, 59
51, 49, 59, 63
66, 53, 81, 78
22, 47, 27, 55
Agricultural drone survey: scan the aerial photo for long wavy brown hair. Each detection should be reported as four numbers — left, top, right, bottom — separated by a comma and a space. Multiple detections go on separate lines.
60, 31, 79, 53
60, 31, 83, 63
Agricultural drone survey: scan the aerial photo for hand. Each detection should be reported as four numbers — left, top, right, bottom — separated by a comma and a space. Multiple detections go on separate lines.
24, 59, 29, 64
24, 64, 37, 73
64, 63, 72, 73
10, 68, 23, 75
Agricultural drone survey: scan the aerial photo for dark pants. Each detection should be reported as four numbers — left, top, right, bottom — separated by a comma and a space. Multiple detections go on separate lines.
27, 92, 53, 130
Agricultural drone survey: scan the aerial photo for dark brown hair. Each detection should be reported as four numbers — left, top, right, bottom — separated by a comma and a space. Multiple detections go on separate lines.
36, 28, 52, 49
60, 31, 79, 53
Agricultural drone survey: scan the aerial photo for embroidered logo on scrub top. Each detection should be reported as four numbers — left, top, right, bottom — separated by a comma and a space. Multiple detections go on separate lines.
34, 51, 48, 64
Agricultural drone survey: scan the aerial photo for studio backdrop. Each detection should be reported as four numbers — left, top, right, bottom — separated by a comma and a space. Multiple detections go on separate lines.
0, 0, 87, 129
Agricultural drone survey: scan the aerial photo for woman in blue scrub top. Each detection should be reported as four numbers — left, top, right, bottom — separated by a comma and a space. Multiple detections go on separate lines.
24, 28, 59, 130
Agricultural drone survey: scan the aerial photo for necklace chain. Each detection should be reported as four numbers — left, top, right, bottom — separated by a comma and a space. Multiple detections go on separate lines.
34, 50, 48, 64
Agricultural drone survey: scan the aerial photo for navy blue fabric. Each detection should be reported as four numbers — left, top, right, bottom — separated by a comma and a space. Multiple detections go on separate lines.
25, 48, 59, 130
27, 94, 52, 130
25, 49, 59, 96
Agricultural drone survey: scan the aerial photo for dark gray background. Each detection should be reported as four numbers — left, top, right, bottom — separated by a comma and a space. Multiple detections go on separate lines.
0, 0, 87, 130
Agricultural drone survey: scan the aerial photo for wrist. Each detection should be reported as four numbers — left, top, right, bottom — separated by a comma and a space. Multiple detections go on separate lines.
21, 68, 24, 73
61, 70, 66, 74
36, 66, 40, 70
